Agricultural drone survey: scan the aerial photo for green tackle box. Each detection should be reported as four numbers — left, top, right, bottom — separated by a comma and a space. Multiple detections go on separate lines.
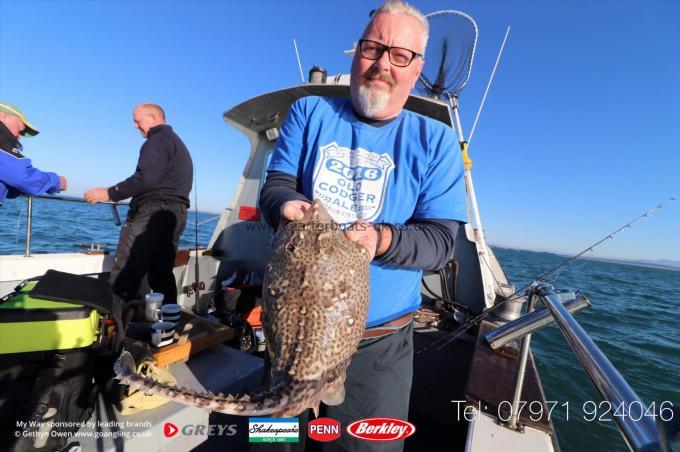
0, 281, 101, 355
0, 271, 119, 449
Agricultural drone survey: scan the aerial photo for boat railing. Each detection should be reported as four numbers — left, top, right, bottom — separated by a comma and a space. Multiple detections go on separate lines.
486, 283, 665, 452
18, 195, 126, 257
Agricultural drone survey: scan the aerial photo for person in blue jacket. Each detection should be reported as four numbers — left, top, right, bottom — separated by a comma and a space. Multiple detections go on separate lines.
0, 103, 67, 204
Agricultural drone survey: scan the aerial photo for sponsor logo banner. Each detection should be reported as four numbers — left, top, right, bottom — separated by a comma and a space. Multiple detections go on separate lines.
249, 417, 299, 443
308, 418, 341, 442
346, 417, 415, 441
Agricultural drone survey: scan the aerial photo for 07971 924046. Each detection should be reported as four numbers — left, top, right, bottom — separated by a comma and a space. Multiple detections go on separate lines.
450, 399, 676, 423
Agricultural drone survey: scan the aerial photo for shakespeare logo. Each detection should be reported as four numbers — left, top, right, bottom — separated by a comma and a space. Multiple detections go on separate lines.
248, 417, 299, 443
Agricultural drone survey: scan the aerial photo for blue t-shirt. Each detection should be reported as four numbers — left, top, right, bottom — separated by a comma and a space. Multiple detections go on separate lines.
268, 96, 466, 327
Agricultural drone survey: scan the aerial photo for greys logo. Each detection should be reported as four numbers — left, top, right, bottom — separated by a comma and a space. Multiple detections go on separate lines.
178, 424, 238, 436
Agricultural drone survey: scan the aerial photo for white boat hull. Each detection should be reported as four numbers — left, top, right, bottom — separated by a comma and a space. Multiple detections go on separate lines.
0, 253, 114, 296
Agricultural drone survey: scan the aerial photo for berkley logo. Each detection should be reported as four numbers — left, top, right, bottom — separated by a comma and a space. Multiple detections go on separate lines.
308, 418, 341, 442
346, 418, 415, 441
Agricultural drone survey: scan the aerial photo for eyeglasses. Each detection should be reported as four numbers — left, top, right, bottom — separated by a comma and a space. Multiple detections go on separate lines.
357, 39, 423, 68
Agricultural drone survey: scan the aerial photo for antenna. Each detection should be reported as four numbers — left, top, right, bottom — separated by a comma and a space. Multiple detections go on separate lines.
344, 41, 357, 56
467, 25, 511, 147
293, 38, 305, 83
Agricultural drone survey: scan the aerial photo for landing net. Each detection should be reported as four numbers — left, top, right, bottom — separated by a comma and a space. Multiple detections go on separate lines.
416, 10, 478, 99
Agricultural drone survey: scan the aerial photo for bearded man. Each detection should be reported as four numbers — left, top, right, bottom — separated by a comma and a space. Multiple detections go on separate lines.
258, 1, 467, 450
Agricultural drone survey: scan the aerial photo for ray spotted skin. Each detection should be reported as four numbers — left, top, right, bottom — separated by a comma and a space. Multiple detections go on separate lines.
114, 199, 370, 416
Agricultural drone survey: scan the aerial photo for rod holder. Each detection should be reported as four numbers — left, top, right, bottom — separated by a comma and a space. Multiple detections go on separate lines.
537, 283, 660, 451
485, 290, 591, 349
506, 290, 536, 430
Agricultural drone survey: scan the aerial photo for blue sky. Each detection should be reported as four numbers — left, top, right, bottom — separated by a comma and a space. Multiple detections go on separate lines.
1, 0, 678, 261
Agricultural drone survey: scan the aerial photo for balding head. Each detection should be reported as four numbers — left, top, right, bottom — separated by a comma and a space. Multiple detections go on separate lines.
349, 0, 428, 119
133, 103, 166, 138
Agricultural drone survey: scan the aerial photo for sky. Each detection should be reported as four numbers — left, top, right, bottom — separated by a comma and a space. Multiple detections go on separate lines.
1, 0, 678, 261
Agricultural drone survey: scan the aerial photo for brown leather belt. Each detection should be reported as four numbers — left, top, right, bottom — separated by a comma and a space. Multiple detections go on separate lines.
362, 313, 413, 340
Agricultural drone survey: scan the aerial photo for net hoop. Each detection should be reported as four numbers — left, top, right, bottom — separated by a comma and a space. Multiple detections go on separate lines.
417, 9, 479, 98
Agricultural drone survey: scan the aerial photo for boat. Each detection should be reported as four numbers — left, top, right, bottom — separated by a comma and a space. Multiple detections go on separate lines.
0, 9, 670, 452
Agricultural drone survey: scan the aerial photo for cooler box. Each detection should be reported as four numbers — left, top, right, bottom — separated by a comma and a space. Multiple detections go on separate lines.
0, 281, 101, 355
0, 271, 115, 449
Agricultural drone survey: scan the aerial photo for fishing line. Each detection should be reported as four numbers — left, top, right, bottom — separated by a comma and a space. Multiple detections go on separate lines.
550, 256, 588, 284
193, 165, 200, 307
197, 215, 220, 227
477, 247, 512, 298
15, 205, 23, 244
416, 197, 676, 354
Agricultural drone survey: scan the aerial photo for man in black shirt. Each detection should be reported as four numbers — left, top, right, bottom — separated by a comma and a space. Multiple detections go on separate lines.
85, 103, 193, 304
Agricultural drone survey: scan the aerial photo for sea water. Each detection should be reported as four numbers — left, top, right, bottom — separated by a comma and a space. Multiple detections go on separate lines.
0, 197, 216, 254
1, 197, 677, 451
494, 247, 679, 451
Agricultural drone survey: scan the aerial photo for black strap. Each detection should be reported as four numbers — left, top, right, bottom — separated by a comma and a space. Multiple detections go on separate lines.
29, 270, 114, 313
0, 280, 29, 305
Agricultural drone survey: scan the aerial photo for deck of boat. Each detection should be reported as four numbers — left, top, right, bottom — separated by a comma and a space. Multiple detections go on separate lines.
192, 326, 476, 451
193, 319, 555, 451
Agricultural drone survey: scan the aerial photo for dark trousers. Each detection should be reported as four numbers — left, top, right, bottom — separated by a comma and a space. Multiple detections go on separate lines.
109, 200, 187, 304
251, 322, 414, 452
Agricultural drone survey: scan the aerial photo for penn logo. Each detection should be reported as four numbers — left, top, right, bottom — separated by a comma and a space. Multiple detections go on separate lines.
347, 418, 415, 441
164, 422, 179, 438
308, 418, 341, 442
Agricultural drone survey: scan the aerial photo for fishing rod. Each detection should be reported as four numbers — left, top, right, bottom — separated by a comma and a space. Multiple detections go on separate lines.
196, 215, 220, 226
417, 197, 676, 354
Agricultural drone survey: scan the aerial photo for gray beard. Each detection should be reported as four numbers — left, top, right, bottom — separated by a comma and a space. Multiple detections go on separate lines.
355, 84, 391, 118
